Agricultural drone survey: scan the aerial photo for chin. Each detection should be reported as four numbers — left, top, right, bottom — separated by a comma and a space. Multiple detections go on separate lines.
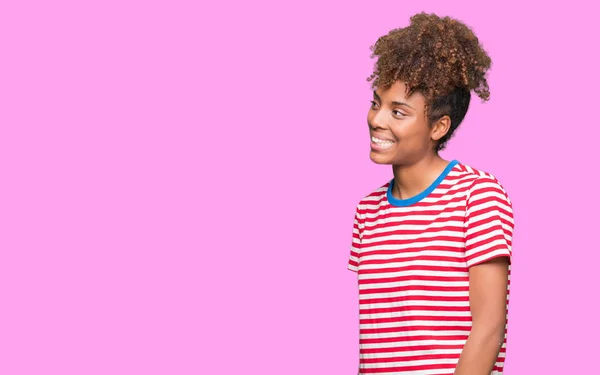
369, 151, 394, 165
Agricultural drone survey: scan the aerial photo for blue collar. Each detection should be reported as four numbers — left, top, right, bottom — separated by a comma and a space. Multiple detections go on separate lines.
386, 160, 459, 207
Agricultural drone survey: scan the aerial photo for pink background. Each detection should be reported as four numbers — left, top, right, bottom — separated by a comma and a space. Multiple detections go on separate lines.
1, 1, 598, 374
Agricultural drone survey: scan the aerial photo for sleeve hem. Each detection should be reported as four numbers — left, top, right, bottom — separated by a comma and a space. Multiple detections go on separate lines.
467, 250, 511, 268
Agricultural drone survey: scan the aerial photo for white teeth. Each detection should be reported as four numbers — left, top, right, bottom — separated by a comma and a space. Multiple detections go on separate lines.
372, 136, 394, 145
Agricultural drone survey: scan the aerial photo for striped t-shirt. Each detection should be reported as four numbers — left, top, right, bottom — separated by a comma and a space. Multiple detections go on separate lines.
348, 160, 514, 375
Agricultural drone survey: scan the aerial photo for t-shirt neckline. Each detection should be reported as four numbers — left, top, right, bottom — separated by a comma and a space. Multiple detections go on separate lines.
386, 159, 460, 207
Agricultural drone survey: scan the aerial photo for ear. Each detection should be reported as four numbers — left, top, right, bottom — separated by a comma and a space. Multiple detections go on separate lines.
430, 115, 451, 142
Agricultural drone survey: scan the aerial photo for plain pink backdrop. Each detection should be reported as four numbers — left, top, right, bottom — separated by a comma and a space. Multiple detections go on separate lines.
1, 1, 599, 374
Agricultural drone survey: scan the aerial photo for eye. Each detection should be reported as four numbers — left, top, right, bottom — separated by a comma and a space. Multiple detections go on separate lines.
370, 100, 379, 109
392, 110, 406, 117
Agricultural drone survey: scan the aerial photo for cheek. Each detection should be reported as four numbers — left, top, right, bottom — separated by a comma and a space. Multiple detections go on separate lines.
391, 120, 429, 147
390, 120, 415, 140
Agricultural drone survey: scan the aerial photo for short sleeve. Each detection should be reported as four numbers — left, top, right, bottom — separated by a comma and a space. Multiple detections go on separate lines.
464, 177, 515, 268
347, 206, 362, 272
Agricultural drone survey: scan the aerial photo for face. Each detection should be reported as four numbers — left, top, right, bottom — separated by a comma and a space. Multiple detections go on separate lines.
367, 80, 447, 165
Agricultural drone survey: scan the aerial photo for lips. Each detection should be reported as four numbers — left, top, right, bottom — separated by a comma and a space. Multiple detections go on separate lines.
371, 133, 394, 141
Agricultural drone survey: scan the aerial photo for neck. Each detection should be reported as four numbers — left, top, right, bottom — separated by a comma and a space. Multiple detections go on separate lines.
391, 154, 451, 200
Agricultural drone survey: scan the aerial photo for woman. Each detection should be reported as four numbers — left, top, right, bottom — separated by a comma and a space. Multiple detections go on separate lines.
347, 13, 515, 375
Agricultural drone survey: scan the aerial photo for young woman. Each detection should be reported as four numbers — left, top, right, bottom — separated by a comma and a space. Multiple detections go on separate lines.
347, 13, 515, 375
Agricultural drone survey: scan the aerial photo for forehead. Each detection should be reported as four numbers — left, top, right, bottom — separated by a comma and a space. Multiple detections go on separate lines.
374, 80, 425, 107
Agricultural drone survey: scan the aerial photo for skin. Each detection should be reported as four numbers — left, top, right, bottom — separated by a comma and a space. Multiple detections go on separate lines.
454, 256, 509, 375
367, 80, 509, 374
368, 80, 452, 200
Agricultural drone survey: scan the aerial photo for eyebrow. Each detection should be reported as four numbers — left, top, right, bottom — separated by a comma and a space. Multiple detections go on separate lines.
373, 91, 414, 109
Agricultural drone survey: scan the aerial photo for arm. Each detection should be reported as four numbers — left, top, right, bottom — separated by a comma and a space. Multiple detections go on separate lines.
347, 204, 363, 273
456, 176, 514, 374
454, 256, 509, 375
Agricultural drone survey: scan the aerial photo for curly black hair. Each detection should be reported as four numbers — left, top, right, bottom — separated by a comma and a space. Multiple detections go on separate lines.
367, 12, 492, 151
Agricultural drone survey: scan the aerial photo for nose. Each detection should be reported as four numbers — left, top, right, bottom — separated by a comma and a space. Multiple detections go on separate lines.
369, 109, 387, 130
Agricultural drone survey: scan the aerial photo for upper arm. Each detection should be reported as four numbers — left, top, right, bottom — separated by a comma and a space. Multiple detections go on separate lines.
464, 177, 514, 266
464, 177, 514, 327
468, 256, 509, 327
347, 205, 363, 273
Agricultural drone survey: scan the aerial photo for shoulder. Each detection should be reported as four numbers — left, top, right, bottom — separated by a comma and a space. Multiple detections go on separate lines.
452, 162, 503, 183
455, 163, 513, 213
455, 162, 510, 194
354, 180, 392, 213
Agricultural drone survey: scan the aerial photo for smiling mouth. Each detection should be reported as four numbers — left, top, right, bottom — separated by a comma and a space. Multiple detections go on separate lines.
371, 136, 395, 146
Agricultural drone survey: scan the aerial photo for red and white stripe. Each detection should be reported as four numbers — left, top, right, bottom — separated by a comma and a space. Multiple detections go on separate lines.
348, 163, 514, 375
